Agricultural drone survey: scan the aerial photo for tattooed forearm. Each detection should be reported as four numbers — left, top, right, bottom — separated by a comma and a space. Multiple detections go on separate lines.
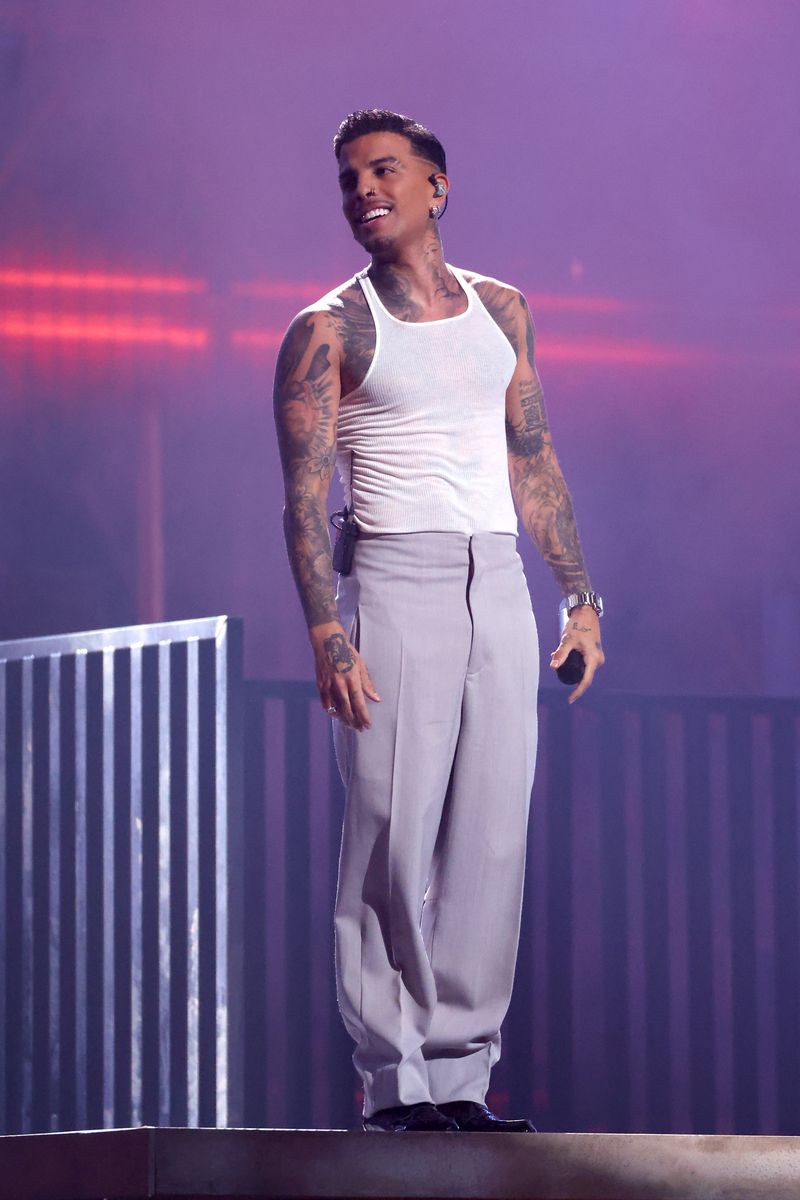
282, 489, 338, 627
274, 313, 341, 629
509, 444, 591, 594
498, 292, 592, 595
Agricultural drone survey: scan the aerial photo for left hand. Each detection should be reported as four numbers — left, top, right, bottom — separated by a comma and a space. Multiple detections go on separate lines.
550, 605, 605, 704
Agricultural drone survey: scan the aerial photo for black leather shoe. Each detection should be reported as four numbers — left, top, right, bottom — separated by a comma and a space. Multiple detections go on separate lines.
363, 1102, 459, 1132
437, 1100, 536, 1132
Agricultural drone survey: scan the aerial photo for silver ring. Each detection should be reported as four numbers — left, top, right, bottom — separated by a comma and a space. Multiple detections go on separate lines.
327, 706, 337, 715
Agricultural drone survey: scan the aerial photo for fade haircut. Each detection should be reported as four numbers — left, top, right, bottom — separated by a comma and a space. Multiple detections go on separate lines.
333, 109, 446, 175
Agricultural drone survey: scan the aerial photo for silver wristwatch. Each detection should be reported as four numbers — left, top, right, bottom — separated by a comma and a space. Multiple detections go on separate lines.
564, 590, 604, 618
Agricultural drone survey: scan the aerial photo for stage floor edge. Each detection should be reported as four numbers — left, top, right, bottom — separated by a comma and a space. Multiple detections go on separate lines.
1, 1125, 799, 1200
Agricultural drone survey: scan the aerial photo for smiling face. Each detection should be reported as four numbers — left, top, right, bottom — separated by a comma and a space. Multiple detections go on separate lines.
337, 131, 446, 256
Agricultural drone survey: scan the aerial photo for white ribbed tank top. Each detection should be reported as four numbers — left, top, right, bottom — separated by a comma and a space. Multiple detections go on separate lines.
335, 264, 519, 535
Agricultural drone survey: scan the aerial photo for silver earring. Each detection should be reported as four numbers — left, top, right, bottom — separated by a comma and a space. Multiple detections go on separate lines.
429, 205, 440, 218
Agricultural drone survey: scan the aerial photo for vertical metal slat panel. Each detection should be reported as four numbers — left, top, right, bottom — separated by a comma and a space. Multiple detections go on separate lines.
641, 704, 671, 1132
200, 638, 221, 1123
684, 708, 716, 1132
47, 655, 61, 1130
5, 659, 23, 1132
5, 659, 23, 1131
31, 657, 51, 1133
73, 651, 88, 1130
140, 641, 161, 1123
129, 644, 144, 1126
0, 617, 242, 1135
214, 633, 228, 1126
216, 619, 244, 1128
157, 640, 172, 1124
284, 689, 312, 1129
0, 662, 6, 1132
20, 657, 34, 1130
112, 648, 133, 1126
57, 655, 77, 1130
168, 641, 188, 1127
186, 638, 201, 1127
772, 709, 800, 1134
242, 686, 268, 1127
544, 703, 573, 1131
727, 709, 758, 1132
102, 648, 116, 1127
84, 651, 105, 1130
600, 702, 631, 1132
197, 635, 218, 1127
2, 618, 797, 1137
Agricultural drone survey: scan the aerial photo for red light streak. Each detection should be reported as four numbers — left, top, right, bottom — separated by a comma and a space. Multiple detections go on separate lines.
538, 336, 713, 366
0, 311, 208, 348
231, 329, 284, 348
525, 292, 633, 315
0, 265, 720, 366
0, 269, 206, 294
231, 280, 333, 300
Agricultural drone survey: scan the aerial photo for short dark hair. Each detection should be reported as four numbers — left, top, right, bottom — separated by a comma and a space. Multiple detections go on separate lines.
333, 109, 446, 175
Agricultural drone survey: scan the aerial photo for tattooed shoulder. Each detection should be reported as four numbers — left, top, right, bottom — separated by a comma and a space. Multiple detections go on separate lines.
273, 307, 339, 481
326, 280, 377, 397
461, 268, 526, 356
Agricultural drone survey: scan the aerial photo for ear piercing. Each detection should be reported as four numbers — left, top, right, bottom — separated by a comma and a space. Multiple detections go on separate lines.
429, 205, 441, 218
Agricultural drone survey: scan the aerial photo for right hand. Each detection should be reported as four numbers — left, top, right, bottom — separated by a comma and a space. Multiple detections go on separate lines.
310, 621, 380, 731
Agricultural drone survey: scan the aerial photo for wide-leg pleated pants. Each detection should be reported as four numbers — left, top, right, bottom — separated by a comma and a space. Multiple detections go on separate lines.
333, 531, 539, 1117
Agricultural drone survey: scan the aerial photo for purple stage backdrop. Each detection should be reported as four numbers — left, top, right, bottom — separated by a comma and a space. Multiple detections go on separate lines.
0, 0, 796, 696
0, 0, 799, 1140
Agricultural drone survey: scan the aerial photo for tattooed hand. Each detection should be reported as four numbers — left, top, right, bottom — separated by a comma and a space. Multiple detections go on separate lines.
310, 622, 381, 732
550, 607, 605, 704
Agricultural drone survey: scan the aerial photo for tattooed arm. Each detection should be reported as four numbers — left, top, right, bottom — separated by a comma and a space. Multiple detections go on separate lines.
500, 291, 590, 589
477, 279, 605, 701
273, 308, 379, 730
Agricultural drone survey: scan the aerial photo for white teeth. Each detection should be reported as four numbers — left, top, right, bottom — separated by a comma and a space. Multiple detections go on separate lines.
360, 207, 390, 223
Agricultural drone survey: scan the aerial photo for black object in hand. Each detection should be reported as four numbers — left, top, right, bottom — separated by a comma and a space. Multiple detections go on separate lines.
556, 648, 585, 686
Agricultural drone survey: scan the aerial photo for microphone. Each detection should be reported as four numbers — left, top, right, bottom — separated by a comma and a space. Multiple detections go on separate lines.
555, 598, 585, 685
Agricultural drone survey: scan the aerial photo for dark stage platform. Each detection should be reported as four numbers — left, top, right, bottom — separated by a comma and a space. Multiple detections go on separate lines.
1, 1126, 799, 1200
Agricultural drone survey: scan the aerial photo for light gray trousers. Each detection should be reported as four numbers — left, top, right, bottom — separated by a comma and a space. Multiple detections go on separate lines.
333, 531, 539, 1117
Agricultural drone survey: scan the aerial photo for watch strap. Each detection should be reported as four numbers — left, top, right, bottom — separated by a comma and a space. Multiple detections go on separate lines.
565, 590, 604, 617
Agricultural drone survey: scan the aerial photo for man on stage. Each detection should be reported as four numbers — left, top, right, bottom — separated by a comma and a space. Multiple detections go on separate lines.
273, 109, 605, 1132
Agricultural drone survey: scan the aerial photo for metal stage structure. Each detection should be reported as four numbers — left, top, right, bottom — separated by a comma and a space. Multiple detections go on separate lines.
1, 617, 799, 1137
1, 1126, 800, 1200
